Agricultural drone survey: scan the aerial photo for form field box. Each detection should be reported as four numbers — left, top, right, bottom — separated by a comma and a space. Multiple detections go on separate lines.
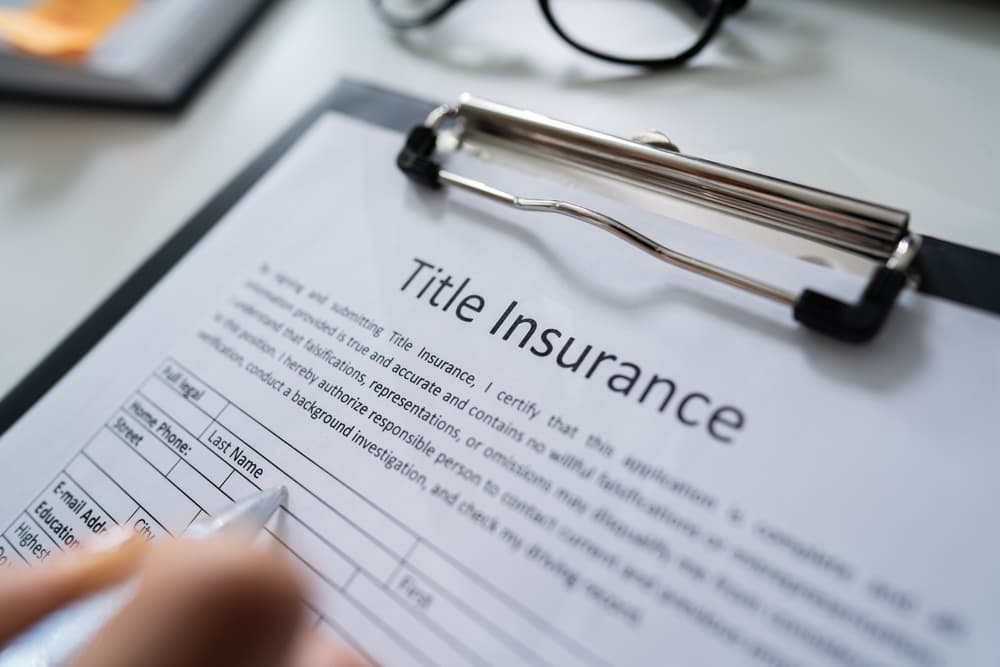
218, 405, 414, 556
37, 474, 116, 543
408, 544, 594, 667
169, 460, 232, 515
389, 564, 543, 666
285, 489, 401, 584
129, 391, 229, 485
157, 361, 227, 416
5, 513, 61, 563
311, 581, 433, 667
270, 508, 355, 588
140, 377, 213, 436
347, 572, 483, 666
199, 422, 280, 489
65, 455, 138, 524
107, 411, 177, 474
127, 508, 169, 542
86, 433, 199, 532
1, 536, 27, 566
222, 466, 260, 500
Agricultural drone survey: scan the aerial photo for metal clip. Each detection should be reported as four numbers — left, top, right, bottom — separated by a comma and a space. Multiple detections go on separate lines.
396, 96, 920, 343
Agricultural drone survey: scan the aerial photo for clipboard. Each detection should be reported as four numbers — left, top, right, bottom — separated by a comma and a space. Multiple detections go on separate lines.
2, 76, 998, 431
1, 78, 999, 667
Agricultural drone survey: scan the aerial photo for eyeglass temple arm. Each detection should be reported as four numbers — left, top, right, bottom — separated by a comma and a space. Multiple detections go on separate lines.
397, 124, 914, 344
371, 0, 467, 29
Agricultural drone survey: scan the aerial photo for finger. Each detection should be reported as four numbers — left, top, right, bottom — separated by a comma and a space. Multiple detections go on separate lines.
0, 529, 146, 645
71, 538, 304, 667
286, 627, 371, 667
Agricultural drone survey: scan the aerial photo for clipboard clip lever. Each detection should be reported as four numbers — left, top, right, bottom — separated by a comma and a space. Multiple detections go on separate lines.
397, 96, 922, 344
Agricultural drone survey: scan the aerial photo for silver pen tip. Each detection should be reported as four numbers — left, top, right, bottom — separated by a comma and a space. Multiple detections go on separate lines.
189, 487, 286, 540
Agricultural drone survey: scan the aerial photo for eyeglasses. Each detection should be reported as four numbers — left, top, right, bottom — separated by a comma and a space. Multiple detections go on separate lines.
372, 0, 746, 68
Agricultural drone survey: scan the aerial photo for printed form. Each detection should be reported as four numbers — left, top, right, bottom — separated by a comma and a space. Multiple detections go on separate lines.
1, 114, 998, 667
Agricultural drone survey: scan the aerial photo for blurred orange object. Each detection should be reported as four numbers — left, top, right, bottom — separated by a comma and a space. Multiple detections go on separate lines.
0, 0, 136, 58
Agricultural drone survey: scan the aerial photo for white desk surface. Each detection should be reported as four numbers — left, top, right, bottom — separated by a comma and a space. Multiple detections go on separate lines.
1, 0, 998, 399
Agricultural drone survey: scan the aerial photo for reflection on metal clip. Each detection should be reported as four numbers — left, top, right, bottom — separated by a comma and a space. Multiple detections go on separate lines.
396, 97, 921, 343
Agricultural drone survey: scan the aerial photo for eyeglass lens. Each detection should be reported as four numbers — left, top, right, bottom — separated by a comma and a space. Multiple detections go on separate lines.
545, 0, 725, 62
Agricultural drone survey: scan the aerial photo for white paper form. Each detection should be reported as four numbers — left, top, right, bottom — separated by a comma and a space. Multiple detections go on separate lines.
1, 113, 998, 667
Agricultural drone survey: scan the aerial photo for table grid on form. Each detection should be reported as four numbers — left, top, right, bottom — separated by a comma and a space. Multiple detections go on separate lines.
0, 357, 608, 667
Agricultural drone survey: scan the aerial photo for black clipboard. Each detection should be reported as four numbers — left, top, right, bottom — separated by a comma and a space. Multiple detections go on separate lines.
2, 77, 998, 435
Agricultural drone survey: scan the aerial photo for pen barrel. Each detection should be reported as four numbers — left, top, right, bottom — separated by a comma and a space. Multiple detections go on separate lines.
0, 582, 135, 667
454, 94, 910, 260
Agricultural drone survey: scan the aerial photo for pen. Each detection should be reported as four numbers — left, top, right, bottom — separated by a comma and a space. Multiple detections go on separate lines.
0, 487, 286, 667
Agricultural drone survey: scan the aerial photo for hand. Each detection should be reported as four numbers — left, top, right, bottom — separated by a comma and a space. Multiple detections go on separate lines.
0, 532, 366, 667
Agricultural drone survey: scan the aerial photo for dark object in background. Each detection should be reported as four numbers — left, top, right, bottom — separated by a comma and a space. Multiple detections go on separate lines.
687, 0, 747, 18
0, 0, 276, 112
373, 0, 748, 68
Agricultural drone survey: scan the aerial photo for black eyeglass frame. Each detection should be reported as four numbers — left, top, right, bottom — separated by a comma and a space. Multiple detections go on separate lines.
372, 0, 737, 68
